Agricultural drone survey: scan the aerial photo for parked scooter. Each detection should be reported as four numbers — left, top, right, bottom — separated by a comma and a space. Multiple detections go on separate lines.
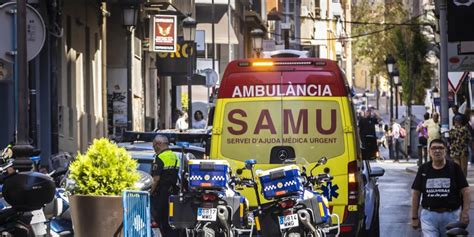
168, 156, 249, 237
238, 157, 340, 237
0, 159, 56, 236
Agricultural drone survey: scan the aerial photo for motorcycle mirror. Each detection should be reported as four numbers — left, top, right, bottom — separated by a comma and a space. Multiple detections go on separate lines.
318, 157, 328, 165
310, 156, 328, 174
236, 169, 243, 175
245, 159, 257, 169
176, 142, 190, 148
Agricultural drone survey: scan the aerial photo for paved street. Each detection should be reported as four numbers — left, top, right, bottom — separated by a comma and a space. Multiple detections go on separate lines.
373, 149, 474, 237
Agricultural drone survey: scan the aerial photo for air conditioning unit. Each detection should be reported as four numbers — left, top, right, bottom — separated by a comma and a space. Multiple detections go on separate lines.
314, 7, 321, 19
331, 2, 342, 17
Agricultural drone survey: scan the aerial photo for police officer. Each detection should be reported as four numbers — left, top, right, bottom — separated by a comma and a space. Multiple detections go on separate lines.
151, 135, 180, 237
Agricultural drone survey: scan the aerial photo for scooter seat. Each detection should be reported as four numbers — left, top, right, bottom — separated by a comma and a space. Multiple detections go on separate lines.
0, 207, 19, 223
446, 227, 469, 236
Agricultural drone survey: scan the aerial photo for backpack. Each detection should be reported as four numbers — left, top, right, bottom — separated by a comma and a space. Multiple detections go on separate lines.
400, 127, 407, 138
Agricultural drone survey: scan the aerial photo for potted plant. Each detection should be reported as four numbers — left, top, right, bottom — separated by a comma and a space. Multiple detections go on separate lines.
68, 138, 140, 236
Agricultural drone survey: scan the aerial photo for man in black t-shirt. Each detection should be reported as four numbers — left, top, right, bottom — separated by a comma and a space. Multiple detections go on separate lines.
411, 139, 470, 236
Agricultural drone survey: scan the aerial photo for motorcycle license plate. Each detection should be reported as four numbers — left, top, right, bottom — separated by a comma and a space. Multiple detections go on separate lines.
197, 208, 217, 221
278, 214, 299, 230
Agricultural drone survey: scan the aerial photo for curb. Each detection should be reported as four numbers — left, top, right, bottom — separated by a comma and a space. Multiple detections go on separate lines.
405, 165, 418, 173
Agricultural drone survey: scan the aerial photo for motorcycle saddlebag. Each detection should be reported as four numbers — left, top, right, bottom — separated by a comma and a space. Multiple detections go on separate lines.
299, 193, 331, 224
222, 195, 247, 229
168, 195, 198, 229
3, 172, 55, 211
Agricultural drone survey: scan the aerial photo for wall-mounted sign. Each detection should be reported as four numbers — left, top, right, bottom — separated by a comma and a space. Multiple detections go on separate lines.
0, 2, 46, 63
448, 42, 474, 71
151, 15, 177, 52
196, 30, 205, 52
155, 38, 195, 76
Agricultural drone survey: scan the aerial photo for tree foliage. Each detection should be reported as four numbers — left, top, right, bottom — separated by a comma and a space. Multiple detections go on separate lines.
69, 138, 140, 195
352, 0, 434, 105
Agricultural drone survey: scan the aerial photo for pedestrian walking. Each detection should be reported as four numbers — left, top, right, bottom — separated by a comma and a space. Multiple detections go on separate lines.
411, 139, 470, 237
358, 109, 381, 158
451, 105, 468, 127
358, 109, 382, 144
449, 115, 471, 177
424, 112, 441, 148
392, 120, 409, 162
416, 112, 430, 165
150, 135, 180, 237
175, 110, 188, 131
192, 110, 207, 129
384, 124, 394, 161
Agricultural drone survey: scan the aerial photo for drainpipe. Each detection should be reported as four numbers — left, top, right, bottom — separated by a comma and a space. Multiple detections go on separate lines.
101, 2, 108, 136
50, 1, 59, 154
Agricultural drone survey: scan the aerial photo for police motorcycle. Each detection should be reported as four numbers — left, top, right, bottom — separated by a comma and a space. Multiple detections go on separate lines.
0, 155, 56, 236
238, 157, 340, 237
168, 154, 249, 237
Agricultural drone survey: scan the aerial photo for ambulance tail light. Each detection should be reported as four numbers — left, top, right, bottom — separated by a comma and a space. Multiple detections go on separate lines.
348, 160, 359, 205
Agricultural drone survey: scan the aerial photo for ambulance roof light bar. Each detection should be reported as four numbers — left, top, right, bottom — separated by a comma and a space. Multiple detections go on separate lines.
237, 61, 326, 67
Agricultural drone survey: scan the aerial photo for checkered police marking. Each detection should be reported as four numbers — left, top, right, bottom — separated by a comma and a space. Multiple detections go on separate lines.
263, 185, 277, 191
211, 176, 226, 181
284, 180, 297, 187
189, 175, 203, 181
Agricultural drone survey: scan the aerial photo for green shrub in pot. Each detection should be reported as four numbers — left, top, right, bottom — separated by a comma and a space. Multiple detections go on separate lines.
69, 138, 140, 195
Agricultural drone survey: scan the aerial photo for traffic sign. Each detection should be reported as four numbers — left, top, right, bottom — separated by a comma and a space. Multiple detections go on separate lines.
448, 71, 469, 93
0, 2, 46, 63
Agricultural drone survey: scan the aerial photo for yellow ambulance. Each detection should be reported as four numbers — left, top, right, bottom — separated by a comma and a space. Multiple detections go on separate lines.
209, 57, 380, 236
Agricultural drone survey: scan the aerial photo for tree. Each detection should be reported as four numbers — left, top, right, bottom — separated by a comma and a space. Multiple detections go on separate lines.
352, 0, 434, 106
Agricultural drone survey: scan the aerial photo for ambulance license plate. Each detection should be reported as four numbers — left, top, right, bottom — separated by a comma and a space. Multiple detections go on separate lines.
278, 214, 299, 229
197, 208, 217, 221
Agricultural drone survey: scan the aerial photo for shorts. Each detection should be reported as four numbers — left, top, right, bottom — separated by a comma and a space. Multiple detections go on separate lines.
419, 137, 427, 146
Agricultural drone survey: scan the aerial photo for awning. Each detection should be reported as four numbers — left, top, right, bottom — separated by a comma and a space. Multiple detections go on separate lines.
196, 13, 239, 45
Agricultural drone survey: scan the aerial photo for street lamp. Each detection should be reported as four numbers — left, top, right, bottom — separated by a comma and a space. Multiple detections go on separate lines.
122, 6, 138, 27
182, 15, 197, 129
385, 54, 396, 122
250, 29, 264, 58
392, 68, 400, 119
122, 2, 139, 131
